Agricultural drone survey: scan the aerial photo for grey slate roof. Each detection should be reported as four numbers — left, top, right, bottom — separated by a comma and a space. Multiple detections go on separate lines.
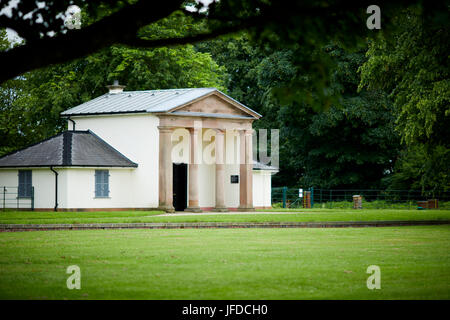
60, 88, 261, 118
0, 131, 138, 168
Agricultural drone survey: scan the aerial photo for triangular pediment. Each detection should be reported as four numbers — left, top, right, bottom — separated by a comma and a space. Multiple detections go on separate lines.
168, 91, 260, 119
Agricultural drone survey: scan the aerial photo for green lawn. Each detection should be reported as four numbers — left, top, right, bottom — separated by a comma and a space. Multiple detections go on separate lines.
0, 226, 449, 299
0, 209, 450, 224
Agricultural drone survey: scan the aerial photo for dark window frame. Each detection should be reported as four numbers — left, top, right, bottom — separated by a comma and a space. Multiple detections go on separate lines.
18, 170, 32, 198
95, 170, 110, 198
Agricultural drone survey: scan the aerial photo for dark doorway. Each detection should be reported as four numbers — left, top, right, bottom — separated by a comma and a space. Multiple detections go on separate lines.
173, 163, 187, 211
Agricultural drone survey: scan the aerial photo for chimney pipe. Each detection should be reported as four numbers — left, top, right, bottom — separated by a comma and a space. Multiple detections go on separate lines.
106, 80, 126, 94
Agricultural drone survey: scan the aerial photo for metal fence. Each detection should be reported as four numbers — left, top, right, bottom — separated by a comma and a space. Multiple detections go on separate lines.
272, 187, 450, 209
1, 186, 34, 211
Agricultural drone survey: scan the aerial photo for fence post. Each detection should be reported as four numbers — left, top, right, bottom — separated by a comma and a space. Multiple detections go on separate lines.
303, 191, 311, 208
330, 190, 333, 208
310, 187, 314, 208
3, 187, 5, 211
353, 195, 362, 209
282, 186, 287, 208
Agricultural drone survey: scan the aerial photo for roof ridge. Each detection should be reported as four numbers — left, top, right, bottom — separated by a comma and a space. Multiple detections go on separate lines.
112, 88, 217, 94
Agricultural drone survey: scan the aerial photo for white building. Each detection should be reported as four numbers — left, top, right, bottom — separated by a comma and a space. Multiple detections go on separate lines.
0, 84, 277, 212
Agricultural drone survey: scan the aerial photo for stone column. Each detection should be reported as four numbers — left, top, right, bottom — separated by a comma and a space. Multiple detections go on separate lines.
186, 127, 201, 212
239, 129, 254, 211
213, 129, 228, 212
158, 126, 175, 213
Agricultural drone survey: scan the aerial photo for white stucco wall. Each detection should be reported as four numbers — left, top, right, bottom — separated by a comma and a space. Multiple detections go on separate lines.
198, 128, 215, 207
224, 130, 240, 208
0, 167, 145, 210
196, 128, 241, 208
71, 114, 158, 208
253, 170, 274, 208
64, 168, 135, 209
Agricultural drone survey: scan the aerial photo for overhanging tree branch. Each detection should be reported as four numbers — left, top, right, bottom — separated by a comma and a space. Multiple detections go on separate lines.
0, 15, 37, 40
121, 17, 262, 49
0, 0, 266, 84
0, 0, 185, 83
1, 0, 416, 84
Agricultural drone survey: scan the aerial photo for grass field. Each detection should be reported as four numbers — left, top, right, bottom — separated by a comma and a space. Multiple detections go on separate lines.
0, 209, 450, 224
0, 225, 449, 299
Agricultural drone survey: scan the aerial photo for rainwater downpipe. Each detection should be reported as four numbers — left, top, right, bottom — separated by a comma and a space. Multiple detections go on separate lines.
50, 166, 58, 211
68, 117, 76, 131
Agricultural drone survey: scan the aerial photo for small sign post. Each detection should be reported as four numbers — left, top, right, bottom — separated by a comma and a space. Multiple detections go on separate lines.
298, 188, 303, 198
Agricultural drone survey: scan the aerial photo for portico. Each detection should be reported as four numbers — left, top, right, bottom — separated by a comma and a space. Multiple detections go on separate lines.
156, 91, 260, 213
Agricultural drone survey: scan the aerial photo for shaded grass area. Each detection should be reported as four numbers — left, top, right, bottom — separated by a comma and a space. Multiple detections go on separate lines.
0, 226, 449, 299
0, 210, 163, 224
0, 209, 449, 224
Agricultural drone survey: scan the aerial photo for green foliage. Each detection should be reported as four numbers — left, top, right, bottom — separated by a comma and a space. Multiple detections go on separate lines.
359, 8, 449, 146
0, 29, 9, 50
196, 33, 269, 114
199, 35, 400, 188
0, 18, 226, 156
272, 45, 399, 188
1, 2, 448, 193
359, 8, 450, 191
386, 145, 450, 193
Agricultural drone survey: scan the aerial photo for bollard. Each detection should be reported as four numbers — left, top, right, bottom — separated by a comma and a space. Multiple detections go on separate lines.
427, 199, 439, 209
282, 186, 287, 208
303, 191, 311, 208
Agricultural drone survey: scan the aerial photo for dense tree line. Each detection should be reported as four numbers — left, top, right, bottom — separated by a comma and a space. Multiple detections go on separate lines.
197, 37, 400, 189
0, 5, 448, 192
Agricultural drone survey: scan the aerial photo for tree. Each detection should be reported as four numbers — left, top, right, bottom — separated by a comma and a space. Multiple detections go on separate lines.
0, 0, 444, 84
199, 34, 400, 188
279, 45, 399, 188
0, 19, 226, 156
196, 33, 268, 115
359, 7, 450, 191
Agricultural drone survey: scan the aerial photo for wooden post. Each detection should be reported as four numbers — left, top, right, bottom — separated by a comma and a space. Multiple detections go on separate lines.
303, 191, 311, 208
353, 195, 362, 209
